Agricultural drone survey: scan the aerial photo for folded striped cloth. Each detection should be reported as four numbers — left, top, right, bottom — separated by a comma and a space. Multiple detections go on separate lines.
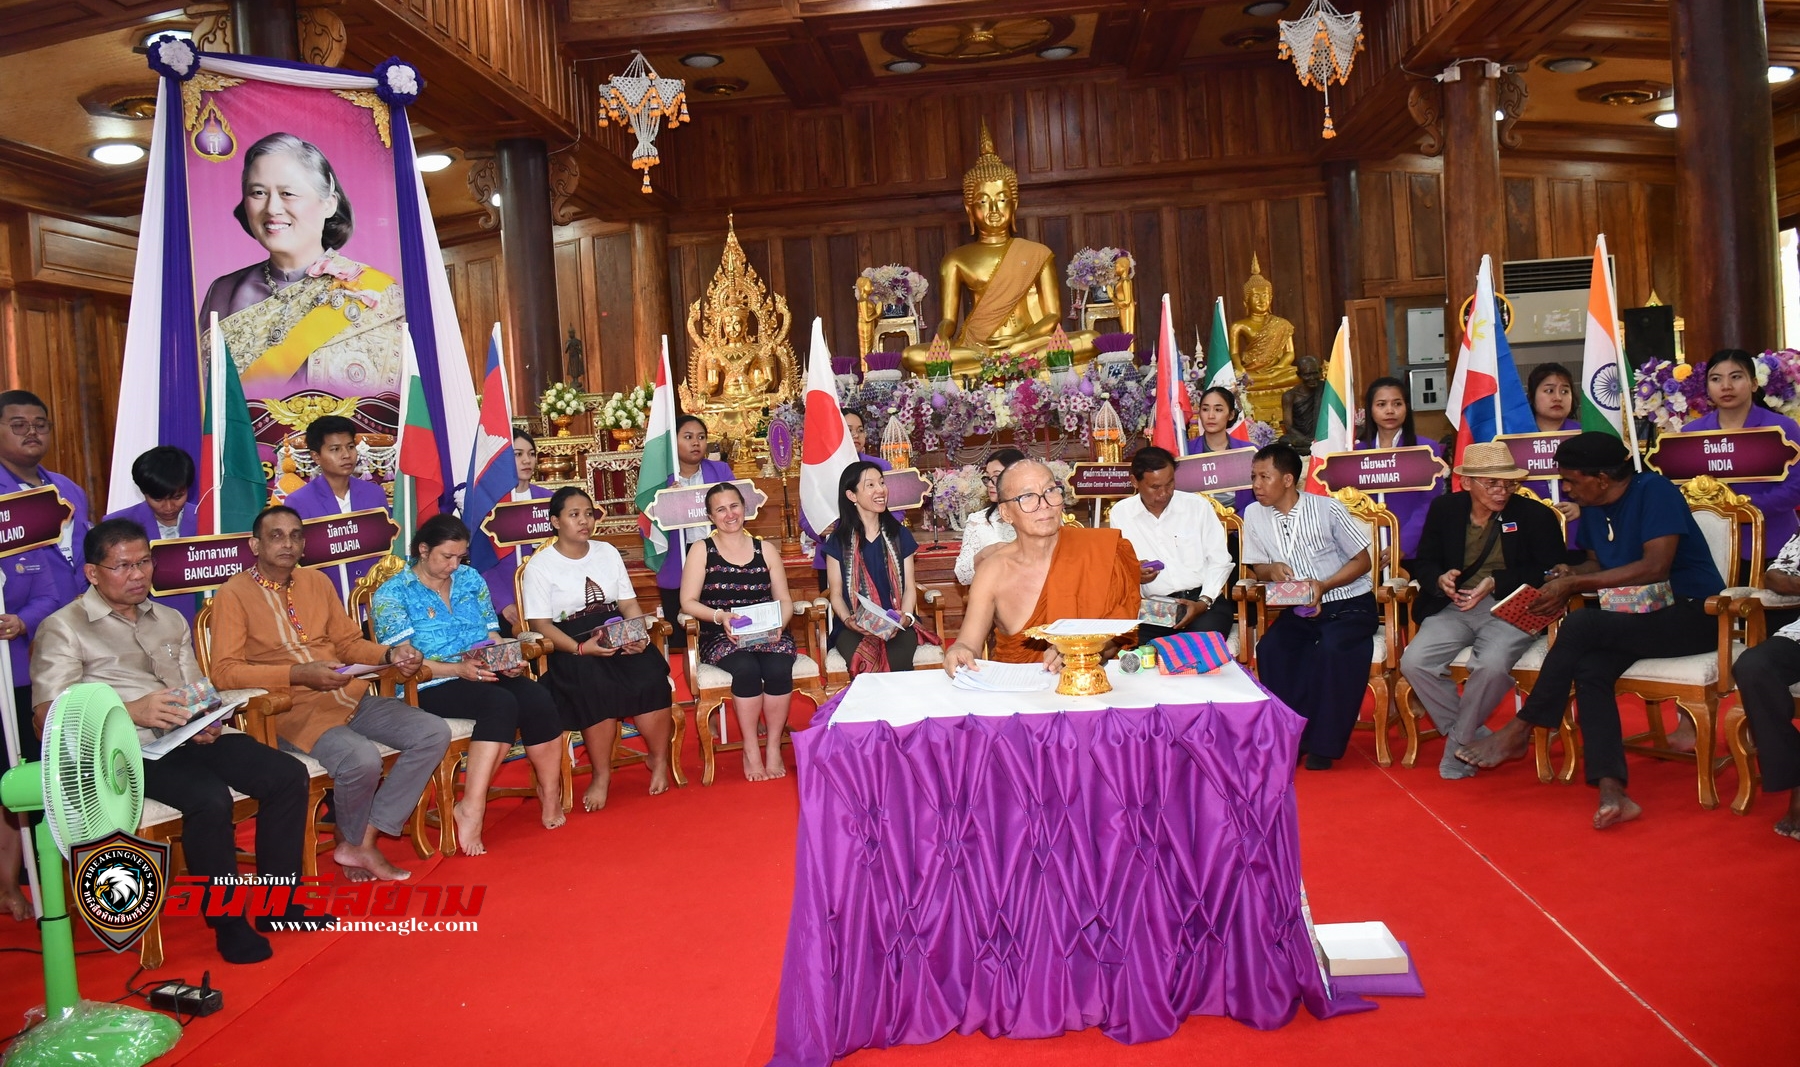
1150, 631, 1232, 675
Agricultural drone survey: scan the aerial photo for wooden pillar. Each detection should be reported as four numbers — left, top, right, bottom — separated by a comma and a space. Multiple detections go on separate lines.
631, 216, 673, 384
230, 0, 299, 61
496, 138, 561, 410
1672, 0, 1779, 358
1440, 62, 1507, 354
1324, 160, 1364, 316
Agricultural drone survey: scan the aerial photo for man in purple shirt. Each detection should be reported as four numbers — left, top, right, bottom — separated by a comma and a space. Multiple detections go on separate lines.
283, 414, 391, 603
657, 414, 735, 649
105, 446, 202, 625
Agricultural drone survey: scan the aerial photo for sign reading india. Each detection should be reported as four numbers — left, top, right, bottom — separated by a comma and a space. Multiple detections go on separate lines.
1174, 449, 1256, 494
149, 510, 400, 596
1314, 447, 1447, 494
1646, 427, 1800, 483
1495, 430, 1580, 479
0, 485, 73, 560
482, 499, 553, 548
1067, 463, 1133, 499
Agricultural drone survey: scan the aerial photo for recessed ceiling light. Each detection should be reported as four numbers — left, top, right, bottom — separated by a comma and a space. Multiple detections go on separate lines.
1543, 56, 1598, 74
415, 153, 453, 172
1243, 1, 1288, 16
680, 53, 723, 69
489, 193, 502, 207
89, 142, 145, 166
885, 59, 924, 74
141, 28, 192, 48
1771, 65, 1796, 84
1652, 111, 1678, 129
1037, 46, 1078, 60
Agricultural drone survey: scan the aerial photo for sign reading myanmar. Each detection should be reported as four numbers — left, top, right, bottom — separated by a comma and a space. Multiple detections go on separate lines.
650, 479, 771, 532
1067, 464, 1133, 499
1646, 427, 1800, 483
1174, 449, 1256, 494
0, 485, 72, 559
1495, 430, 1579, 480
1313, 446, 1447, 494
482, 499, 553, 548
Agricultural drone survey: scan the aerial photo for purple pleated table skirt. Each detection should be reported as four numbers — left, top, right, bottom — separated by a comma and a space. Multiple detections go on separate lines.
766, 691, 1373, 1066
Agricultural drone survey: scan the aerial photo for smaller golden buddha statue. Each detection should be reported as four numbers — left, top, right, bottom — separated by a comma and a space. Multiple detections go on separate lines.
682, 217, 798, 473
1229, 254, 1299, 425
1109, 256, 1136, 339
855, 275, 880, 366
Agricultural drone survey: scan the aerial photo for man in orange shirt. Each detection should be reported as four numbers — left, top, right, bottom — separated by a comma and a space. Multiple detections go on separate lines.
210, 506, 446, 882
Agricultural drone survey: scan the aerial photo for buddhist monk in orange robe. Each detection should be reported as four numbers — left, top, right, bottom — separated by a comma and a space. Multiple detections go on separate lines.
944, 460, 1142, 674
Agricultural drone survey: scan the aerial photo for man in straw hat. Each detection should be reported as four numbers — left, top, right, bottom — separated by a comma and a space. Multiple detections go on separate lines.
1455, 432, 1724, 828
1399, 441, 1569, 780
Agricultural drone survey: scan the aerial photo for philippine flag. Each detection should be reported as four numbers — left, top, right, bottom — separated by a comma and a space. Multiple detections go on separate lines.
461, 324, 519, 572
1446, 255, 1533, 481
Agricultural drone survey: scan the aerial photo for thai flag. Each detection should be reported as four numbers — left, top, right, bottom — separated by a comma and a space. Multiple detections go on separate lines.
461, 324, 519, 572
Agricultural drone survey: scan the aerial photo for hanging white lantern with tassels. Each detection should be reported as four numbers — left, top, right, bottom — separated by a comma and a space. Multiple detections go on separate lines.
596, 50, 688, 193
1278, 0, 1365, 139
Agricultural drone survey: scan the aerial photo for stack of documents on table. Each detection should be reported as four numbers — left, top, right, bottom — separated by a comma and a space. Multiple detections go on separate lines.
950, 660, 1058, 693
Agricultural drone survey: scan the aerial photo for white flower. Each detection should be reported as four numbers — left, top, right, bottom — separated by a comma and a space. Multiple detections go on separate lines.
157, 39, 195, 76
384, 64, 420, 96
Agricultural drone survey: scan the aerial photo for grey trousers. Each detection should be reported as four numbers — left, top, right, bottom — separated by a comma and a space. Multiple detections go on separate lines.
282, 695, 451, 845
1398, 596, 1536, 745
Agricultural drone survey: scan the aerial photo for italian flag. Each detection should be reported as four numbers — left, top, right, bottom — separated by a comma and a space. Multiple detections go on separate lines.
633, 337, 679, 571
1305, 316, 1355, 495
196, 313, 265, 535
394, 333, 443, 554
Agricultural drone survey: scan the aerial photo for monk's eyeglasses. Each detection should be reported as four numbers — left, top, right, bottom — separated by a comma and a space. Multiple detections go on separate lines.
1006, 485, 1066, 513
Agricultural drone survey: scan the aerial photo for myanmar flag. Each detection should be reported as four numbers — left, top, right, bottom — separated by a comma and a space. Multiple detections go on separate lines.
633, 337, 679, 572
1305, 317, 1355, 495
395, 334, 443, 555
197, 314, 265, 535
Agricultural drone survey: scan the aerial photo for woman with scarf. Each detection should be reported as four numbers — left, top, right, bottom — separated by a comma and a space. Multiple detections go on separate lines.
821, 462, 921, 675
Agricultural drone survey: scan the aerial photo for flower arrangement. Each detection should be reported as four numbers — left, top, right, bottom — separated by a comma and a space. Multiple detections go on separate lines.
539, 381, 585, 420
1755, 349, 1800, 417
1043, 325, 1075, 372
979, 351, 1042, 384
1066, 247, 1131, 293
768, 400, 804, 446
1632, 358, 1704, 433
858, 265, 929, 317
147, 34, 197, 80
924, 465, 988, 532
593, 390, 647, 431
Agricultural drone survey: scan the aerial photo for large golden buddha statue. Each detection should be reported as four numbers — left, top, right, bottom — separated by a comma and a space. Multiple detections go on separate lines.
682, 217, 798, 472
1229, 254, 1299, 425
902, 122, 1096, 377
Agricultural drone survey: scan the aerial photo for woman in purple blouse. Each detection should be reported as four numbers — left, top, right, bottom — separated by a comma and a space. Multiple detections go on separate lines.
1683, 348, 1800, 556
1354, 375, 1442, 562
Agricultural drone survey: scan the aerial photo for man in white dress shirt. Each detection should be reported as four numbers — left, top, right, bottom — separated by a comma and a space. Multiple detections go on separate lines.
1109, 445, 1235, 643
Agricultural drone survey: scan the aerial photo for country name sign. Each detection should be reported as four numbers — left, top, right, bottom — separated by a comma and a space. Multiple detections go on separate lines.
1067, 463, 1133, 500
150, 509, 399, 596
482, 499, 553, 548
1174, 449, 1256, 494
1647, 427, 1800, 482
1495, 430, 1579, 480
650, 479, 772, 532
1313, 446, 1447, 494
0, 486, 72, 560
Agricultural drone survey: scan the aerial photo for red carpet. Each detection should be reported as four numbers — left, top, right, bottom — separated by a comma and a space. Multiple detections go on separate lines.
1, 689, 1795, 1066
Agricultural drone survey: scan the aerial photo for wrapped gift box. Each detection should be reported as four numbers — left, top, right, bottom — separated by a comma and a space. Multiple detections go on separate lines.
852, 594, 903, 640
462, 638, 523, 672
166, 678, 221, 720
1138, 595, 1183, 628
597, 615, 651, 649
1597, 582, 1675, 614
1264, 580, 1315, 606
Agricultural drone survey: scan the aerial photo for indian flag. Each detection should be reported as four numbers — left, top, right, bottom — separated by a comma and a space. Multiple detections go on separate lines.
1305, 316, 1355, 495
394, 334, 443, 555
196, 312, 265, 535
633, 337, 680, 571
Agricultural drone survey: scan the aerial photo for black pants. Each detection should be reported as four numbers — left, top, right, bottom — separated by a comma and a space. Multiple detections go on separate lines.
418, 676, 563, 746
834, 625, 918, 673
659, 587, 687, 649
715, 651, 795, 698
1731, 635, 1800, 793
1256, 593, 1379, 760
1138, 589, 1237, 646
1516, 599, 1718, 785
144, 733, 308, 924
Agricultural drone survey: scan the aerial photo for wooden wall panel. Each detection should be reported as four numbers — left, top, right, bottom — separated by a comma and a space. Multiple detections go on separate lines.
781, 237, 817, 359
0, 286, 128, 512
1504, 178, 1538, 263
592, 232, 634, 389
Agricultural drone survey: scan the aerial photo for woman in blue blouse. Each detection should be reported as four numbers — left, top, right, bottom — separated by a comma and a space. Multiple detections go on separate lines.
1355, 375, 1443, 560
1683, 349, 1800, 555
373, 514, 565, 854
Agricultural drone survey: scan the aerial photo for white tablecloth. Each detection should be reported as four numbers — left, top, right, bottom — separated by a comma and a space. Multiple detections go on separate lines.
828, 660, 1271, 728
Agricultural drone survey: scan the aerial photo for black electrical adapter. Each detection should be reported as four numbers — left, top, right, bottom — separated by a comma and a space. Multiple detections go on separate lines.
148, 971, 224, 1017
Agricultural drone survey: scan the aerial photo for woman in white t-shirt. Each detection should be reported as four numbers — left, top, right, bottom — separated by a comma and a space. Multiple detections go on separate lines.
522, 486, 674, 809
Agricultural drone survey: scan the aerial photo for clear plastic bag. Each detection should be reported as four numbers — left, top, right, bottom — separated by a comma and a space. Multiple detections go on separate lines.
3, 1000, 180, 1066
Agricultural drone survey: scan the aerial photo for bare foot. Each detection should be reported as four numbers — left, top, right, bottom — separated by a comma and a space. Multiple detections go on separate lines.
452, 800, 486, 857
342, 865, 376, 883
1593, 792, 1643, 830
333, 842, 412, 881
1455, 719, 1532, 770
1666, 715, 1697, 754
764, 748, 786, 779
583, 778, 609, 813
648, 765, 671, 795
743, 748, 768, 782
1776, 792, 1800, 840
0, 883, 28, 922
537, 778, 565, 830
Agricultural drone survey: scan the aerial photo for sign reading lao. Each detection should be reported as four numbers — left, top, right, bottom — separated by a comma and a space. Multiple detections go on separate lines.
651, 479, 771, 532
1314, 447, 1447, 494
482, 499, 553, 548
1067, 464, 1133, 500
1174, 449, 1256, 494
0, 486, 72, 560
1646, 427, 1800, 483
1495, 430, 1579, 481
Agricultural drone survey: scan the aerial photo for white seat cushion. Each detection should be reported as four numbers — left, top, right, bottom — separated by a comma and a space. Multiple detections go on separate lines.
140, 789, 251, 831
826, 646, 943, 671
1620, 642, 1743, 687
694, 655, 821, 691
1513, 636, 1550, 672
441, 717, 476, 742
1372, 625, 1386, 664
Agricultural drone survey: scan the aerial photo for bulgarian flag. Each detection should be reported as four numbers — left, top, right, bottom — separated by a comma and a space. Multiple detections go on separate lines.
196, 312, 265, 535
394, 334, 443, 554
1579, 234, 1642, 466
1305, 317, 1355, 495
633, 337, 680, 572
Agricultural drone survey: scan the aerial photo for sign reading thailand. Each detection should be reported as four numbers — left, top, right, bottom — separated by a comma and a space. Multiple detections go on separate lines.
880, 468, 927, 512
0, 485, 73, 560
1067, 463, 1133, 500
1314, 447, 1447, 494
1495, 430, 1579, 480
651, 479, 770, 531
481, 499, 553, 548
1174, 449, 1255, 494
302, 508, 399, 566
1646, 427, 1800, 483
150, 534, 255, 596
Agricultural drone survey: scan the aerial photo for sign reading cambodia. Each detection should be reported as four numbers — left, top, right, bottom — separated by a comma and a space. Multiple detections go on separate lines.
651, 479, 771, 531
0, 485, 72, 559
1646, 427, 1800, 483
150, 534, 256, 595
1174, 449, 1256, 494
481, 499, 553, 548
302, 508, 400, 567
1314, 447, 1447, 494
1067, 463, 1133, 499
1495, 430, 1579, 480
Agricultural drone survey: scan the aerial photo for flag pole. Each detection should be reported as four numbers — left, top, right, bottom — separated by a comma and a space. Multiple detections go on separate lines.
1598, 234, 1642, 470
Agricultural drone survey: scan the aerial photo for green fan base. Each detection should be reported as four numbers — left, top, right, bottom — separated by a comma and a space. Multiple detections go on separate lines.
2, 1002, 180, 1066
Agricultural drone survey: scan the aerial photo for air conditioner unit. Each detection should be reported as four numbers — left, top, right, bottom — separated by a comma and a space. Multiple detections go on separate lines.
1500, 256, 1611, 345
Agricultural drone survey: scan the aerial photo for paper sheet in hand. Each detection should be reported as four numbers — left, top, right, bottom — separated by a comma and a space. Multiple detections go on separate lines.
729, 600, 785, 636
334, 663, 385, 678
141, 696, 249, 760
951, 659, 1059, 693
1040, 618, 1139, 637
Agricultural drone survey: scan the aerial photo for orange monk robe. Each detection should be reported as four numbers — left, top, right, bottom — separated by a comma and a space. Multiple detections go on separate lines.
990, 527, 1142, 664
958, 238, 1053, 347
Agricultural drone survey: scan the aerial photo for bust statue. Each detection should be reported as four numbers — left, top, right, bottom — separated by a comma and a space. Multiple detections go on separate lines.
902, 121, 1096, 377
1279, 355, 1325, 451
1229, 254, 1299, 425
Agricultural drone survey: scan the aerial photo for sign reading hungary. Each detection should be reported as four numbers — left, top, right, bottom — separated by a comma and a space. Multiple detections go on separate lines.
482, 499, 553, 548
1495, 430, 1579, 480
1067, 463, 1133, 500
1174, 449, 1256, 494
149, 510, 400, 596
650, 479, 771, 532
1646, 427, 1800, 483
0, 485, 73, 559
1313, 447, 1447, 494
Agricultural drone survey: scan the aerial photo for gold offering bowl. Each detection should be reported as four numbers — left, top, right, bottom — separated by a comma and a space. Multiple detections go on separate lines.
1022, 626, 1114, 696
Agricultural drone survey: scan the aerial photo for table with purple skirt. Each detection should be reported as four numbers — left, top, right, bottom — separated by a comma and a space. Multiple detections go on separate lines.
766, 661, 1373, 1066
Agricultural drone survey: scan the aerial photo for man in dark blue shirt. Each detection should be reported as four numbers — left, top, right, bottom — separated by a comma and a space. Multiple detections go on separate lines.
1455, 433, 1724, 829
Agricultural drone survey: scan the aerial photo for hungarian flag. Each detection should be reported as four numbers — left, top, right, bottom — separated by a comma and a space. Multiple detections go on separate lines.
394, 334, 442, 555
633, 337, 680, 572
1149, 294, 1193, 457
196, 312, 265, 535
798, 318, 856, 539
461, 325, 519, 573
1578, 234, 1640, 465
1305, 317, 1355, 495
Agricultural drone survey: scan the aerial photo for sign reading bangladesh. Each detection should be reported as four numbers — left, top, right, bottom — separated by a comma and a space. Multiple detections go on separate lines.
482, 499, 553, 548
1314, 447, 1448, 494
1646, 427, 1800, 483
651, 479, 771, 532
150, 534, 255, 596
0, 485, 72, 559
302, 508, 400, 567
1174, 449, 1256, 494
1067, 463, 1133, 500
1495, 430, 1580, 480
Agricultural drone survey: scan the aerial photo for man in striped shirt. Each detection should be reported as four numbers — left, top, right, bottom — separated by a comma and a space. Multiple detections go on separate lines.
1242, 444, 1377, 771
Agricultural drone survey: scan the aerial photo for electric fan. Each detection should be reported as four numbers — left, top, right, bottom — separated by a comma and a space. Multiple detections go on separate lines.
0, 683, 180, 1065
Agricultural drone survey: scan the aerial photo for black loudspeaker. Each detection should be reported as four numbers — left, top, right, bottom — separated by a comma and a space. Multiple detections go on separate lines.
1623, 306, 1676, 365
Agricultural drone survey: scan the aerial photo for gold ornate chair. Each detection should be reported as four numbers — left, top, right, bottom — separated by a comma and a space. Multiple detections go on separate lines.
681, 601, 827, 785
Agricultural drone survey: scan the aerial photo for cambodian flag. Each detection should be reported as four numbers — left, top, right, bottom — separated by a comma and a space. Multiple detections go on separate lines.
461, 324, 518, 572
1446, 255, 1533, 482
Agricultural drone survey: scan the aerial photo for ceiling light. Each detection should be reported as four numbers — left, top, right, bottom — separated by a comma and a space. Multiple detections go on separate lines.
1652, 111, 1678, 128
1771, 65, 1796, 84
489, 193, 502, 207
415, 153, 453, 172
1542, 56, 1598, 74
885, 59, 924, 74
89, 142, 145, 166
1494, 109, 1505, 121
141, 28, 192, 48
680, 53, 723, 69
1037, 46, 1077, 60
1243, 1, 1288, 15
